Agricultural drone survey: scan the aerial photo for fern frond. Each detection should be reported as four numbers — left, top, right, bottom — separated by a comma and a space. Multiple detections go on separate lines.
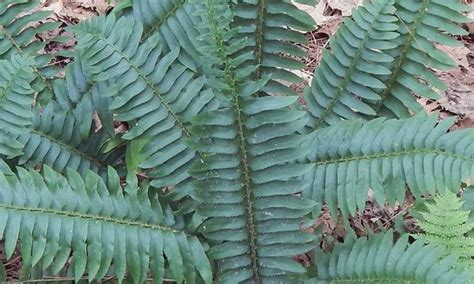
0, 0, 63, 104
414, 192, 474, 260
232, 0, 316, 96
16, 103, 124, 176
0, 55, 35, 158
189, 1, 315, 282
132, 0, 201, 58
73, 15, 218, 197
374, 0, 471, 117
311, 231, 473, 283
305, 0, 399, 129
305, 114, 474, 217
0, 166, 212, 283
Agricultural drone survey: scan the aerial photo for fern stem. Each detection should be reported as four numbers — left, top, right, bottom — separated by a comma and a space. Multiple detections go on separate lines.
205, 1, 261, 281
314, 148, 474, 166
0, 204, 177, 232
253, 0, 267, 82
140, 0, 186, 42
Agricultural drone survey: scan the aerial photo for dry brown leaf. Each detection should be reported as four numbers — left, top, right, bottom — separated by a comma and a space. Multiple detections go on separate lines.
326, 0, 363, 16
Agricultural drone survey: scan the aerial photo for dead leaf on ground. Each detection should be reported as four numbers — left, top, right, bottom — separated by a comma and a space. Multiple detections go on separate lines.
326, 0, 363, 16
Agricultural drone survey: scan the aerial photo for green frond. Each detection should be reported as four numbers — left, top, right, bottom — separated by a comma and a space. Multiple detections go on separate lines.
52, 56, 117, 137
132, 0, 201, 59
305, 0, 399, 129
0, 55, 35, 158
0, 0, 63, 104
232, 0, 316, 96
305, 0, 471, 128
72, 15, 219, 198
0, 166, 212, 283
413, 192, 474, 260
374, 0, 471, 117
305, 114, 474, 217
189, 2, 315, 282
310, 231, 473, 283
16, 103, 124, 176
193, 0, 256, 98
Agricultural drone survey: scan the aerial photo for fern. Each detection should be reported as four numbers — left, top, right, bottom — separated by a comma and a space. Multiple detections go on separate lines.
0, 0, 63, 104
0, 55, 35, 158
132, 0, 201, 57
16, 103, 124, 176
73, 15, 218, 198
305, 0, 399, 128
231, 0, 316, 96
305, 113, 474, 217
305, 0, 471, 128
414, 192, 474, 261
188, 1, 315, 281
0, 0, 472, 282
0, 164, 211, 283
375, 0, 471, 117
311, 231, 473, 283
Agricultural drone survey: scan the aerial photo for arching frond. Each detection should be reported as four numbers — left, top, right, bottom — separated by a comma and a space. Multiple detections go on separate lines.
375, 0, 471, 117
0, 55, 35, 158
232, 0, 316, 96
189, 2, 315, 282
0, 166, 212, 283
132, 0, 201, 58
0, 0, 63, 104
305, 114, 474, 217
310, 231, 473, 283
305, 0, 399, 129
72, 15, 219, 198
305, 0, 471, 129
17, 103, 124, 176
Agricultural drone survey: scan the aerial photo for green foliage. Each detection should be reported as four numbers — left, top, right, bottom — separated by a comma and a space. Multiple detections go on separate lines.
0, 165, 211, 283
0, 0, 472, 282
72, 14, 218, 199
414, 191, 474, 261
231, 0, 316, 96
376, 0, 471, 118
0, 0, 64, 104
311, 231, 473, 283
305, 0, 399, 128
305, 0, 471, 129
306, 113, 474, 217
0, 55, 35, 158
188, 1, 315, 281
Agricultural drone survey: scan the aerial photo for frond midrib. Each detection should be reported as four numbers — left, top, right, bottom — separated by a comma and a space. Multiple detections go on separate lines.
140, 0, 186, 41
0, 26, 53, 93
206, 2, 261, 280
374, 0, 429, 113
323, 277, 423, 283
87, 31, 193, 139
28, 128, 106, 170
253, 0, 266, 81
0, 203, 176, 232
314, 148, 474, 166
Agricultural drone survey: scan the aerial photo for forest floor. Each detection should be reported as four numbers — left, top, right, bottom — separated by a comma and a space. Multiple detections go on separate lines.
1, 0, 473, 281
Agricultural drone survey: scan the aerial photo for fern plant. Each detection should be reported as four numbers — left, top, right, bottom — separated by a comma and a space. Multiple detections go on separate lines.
413, 191, 474, 262
0, 0, 472, 282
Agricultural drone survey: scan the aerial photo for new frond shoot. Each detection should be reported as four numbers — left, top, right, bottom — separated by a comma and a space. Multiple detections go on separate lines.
414, 191, 474, 262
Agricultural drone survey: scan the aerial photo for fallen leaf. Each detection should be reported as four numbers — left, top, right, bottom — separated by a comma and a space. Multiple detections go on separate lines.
326, 0, 363, 16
